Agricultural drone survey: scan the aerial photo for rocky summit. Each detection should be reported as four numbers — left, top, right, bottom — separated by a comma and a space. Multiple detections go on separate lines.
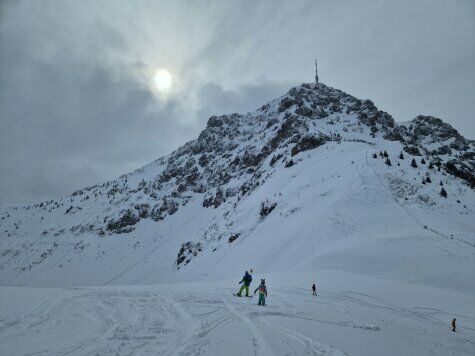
0, 79, 474, 288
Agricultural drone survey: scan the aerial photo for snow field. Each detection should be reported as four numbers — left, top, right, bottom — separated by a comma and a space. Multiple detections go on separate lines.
1, 271, 473, 356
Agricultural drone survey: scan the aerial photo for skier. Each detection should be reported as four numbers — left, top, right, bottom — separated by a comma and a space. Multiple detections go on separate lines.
236, 271, 252, 297
312, 283, 317, 296
254, 279, 268, 306
452, 318, 456, 332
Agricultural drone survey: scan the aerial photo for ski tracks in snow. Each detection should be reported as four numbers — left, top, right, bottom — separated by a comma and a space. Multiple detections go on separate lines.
222, 296, 275, 356
1, 285, 473, 355
0, 287, 348, 356
0, 289, 203, 356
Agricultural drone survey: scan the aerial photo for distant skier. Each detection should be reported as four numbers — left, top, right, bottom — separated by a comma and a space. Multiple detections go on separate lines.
254, 279, 268, 306
312, 283, 317, 296
236, 271, 252, 297
452, 318, 456, 332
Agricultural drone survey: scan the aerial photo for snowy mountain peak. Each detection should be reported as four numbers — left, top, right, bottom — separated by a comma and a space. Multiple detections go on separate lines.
0, 78, 474, 289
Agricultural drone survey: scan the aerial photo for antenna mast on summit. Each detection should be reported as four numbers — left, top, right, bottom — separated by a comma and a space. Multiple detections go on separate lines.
315, 59, 319, 83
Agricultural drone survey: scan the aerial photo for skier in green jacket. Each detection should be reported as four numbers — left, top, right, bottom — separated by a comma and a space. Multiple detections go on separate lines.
254, 279, 268, 306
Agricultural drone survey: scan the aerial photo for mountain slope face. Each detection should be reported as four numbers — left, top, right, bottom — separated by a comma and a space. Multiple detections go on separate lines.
1, 82, 474, 291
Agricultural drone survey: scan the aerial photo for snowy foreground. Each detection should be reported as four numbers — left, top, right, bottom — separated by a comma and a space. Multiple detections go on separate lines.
1, 271, 474, 356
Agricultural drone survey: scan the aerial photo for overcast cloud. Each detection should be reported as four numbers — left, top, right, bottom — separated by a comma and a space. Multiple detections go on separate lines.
1, 0, 474, 203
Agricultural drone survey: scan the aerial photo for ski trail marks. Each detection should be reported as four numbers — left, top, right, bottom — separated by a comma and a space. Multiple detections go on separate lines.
258, 317, 347, 356
222, 296, 275, 356
0, 289, 203, 356
2, 284, 473, 355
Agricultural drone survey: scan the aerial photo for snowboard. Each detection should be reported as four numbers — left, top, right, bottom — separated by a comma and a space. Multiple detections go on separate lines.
233, 293, 253, 298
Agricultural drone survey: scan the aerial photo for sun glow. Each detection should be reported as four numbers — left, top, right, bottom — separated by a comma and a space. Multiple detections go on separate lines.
153, 68, 172, 92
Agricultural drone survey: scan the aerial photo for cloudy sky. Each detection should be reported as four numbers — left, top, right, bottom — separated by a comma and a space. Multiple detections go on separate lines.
1, 0, 474, 203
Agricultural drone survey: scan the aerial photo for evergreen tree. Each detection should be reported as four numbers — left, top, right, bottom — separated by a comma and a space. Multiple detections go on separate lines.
397, 162, 400, 166
428, 161, 434, 169
372, 153, 377, 159
379, 151, 383, 157
421, 158, 426, 164
440, 180, 443, 186
411, 158, 418, 168
440, 187, 447, 198
383, 150, 389, 158
422, 178, 426, 185
399, 151, 404, 159
425, 176, 432, 183
385, 158, 392, 166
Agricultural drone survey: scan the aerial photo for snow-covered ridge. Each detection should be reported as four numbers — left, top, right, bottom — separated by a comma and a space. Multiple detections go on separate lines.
0, 81, 474, 289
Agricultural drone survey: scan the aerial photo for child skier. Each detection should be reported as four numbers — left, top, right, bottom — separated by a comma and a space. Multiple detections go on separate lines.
312, 283, 317, 296
237, 271, 252, 297
254, 279, 268, 306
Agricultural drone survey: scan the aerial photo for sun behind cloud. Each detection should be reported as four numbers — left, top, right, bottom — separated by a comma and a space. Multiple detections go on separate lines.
153, 68, 172, 92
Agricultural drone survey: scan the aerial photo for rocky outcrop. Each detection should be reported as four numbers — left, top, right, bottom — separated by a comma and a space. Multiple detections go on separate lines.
107, 210, 140, 233
399, 116, 475, 186
176, 241, 202, 267
291, 135, 329, 157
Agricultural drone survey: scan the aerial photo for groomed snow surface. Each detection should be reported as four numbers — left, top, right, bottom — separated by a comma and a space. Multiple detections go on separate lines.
1, 271, 474, 356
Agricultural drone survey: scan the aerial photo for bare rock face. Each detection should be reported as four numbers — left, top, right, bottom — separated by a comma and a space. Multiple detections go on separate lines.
291, 135, 329, 157
107, 210, 140, 233
176, 241, 202, 267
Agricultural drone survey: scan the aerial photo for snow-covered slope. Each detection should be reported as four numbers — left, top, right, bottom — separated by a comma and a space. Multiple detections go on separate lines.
1, 272, 474, 356
1, 82, 474, 292
1, 80, 475, 356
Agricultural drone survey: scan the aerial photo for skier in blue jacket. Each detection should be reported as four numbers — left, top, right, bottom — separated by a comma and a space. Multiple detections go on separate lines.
237, 271, 252, 297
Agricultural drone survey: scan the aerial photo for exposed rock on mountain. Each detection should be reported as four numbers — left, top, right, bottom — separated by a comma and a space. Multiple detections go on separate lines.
0, 79, 473, 288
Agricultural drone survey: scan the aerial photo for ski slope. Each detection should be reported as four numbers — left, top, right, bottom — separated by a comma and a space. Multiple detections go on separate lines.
1, 272, 473, 356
